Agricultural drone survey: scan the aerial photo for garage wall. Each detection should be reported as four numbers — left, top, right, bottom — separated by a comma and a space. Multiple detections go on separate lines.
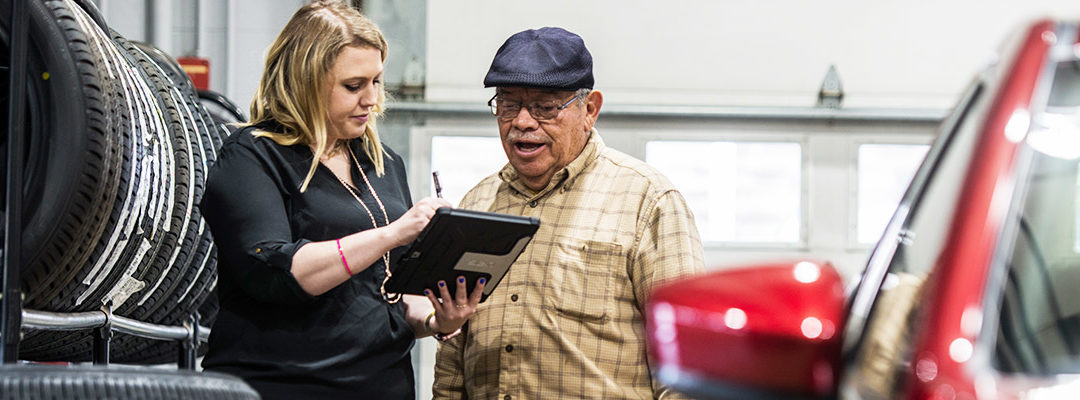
98, 0, 306, 112
426, 0, 1080, 109
98, 0, 1080, 110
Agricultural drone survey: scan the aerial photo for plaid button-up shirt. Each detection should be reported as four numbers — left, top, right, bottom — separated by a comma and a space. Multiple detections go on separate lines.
433, 130, 704, 399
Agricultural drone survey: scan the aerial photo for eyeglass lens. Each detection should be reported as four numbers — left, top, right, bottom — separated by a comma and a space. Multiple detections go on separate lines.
490, 94, 578, 120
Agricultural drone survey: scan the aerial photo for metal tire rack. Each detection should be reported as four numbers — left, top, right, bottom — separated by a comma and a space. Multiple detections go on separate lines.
1, 0, 211, 370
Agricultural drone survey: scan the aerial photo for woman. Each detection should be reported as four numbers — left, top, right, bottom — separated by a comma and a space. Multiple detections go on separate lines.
199, 2, 483, 398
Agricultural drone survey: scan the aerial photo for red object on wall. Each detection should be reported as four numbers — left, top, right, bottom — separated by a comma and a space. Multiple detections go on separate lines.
176, 57, 210, 90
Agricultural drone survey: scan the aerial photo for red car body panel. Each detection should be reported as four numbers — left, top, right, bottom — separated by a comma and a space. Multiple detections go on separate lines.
648, 262, 845, 397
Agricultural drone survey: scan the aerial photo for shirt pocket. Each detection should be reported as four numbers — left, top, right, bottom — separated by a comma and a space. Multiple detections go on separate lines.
544, 236, 622, 322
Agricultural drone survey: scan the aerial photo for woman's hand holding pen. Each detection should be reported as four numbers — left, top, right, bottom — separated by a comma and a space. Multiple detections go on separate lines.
385, 197, 451, 247
424, 275, 486, 335
408, 171, 483, 337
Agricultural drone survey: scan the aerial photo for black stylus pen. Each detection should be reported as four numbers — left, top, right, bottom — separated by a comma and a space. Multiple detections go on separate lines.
432, 171, 443, 199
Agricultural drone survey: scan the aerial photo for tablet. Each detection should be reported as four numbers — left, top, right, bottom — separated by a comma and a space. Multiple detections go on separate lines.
385, 207, 540, 303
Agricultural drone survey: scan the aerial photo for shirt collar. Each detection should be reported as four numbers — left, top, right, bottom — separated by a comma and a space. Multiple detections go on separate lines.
498, 128, 604, 198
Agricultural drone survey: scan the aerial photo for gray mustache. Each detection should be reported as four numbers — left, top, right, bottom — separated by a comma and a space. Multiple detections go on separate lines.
505, 131, 549, 144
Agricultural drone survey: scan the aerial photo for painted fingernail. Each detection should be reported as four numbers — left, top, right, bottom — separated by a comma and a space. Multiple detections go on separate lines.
424, 289, 432, 295
478, 277, 486, 284
458, 277, 465, 284
438, 281, 446, 287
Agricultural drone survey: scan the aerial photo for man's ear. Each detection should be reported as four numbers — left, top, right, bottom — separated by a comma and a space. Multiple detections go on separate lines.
583, 90, 603, 131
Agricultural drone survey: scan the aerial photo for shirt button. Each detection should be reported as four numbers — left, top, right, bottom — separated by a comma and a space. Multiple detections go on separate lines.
529, 200, 538, 208
510, 294, 519, 302
505, 344, 514, 353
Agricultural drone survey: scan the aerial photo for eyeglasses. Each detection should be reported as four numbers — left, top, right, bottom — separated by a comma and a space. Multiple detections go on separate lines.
487, 93, 583, 121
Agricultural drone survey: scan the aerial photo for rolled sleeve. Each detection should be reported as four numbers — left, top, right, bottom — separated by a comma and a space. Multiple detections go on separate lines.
235, 239, 314, 304
201, 139, 315, 305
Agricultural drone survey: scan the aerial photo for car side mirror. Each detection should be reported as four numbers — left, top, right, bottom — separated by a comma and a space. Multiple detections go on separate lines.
646, 261, 846, 399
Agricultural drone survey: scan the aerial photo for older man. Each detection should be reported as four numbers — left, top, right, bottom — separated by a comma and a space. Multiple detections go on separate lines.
432, 27, 704, 399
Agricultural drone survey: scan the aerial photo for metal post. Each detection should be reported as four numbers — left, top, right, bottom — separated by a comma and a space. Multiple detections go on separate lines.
92, 305, 112, 365
1, 0, 30, 364
178, 313, 198, 370
92, 327, 111, 365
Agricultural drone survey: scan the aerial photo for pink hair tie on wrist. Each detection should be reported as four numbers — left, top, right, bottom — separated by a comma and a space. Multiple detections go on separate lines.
336, 238, 353, 276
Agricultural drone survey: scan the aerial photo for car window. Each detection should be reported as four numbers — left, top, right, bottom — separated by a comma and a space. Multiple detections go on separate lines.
843, 78, 989, 397
992, 59, 1080, 375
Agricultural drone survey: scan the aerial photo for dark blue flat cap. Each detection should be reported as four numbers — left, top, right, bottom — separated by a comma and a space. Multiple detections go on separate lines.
484, 27, 593, 90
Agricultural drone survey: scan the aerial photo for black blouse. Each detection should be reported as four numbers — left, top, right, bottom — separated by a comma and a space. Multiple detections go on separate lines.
200, 122, 415, 399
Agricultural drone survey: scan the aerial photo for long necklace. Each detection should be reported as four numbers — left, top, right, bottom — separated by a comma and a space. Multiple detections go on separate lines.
326, 142, 400, 303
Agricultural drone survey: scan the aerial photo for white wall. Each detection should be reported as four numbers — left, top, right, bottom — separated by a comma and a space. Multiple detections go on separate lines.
101, 0, 304, 111
426, 0, 1080, 109
102, 1, 1080, 111
220, 0, 308, 109
98, 0, 1080, 110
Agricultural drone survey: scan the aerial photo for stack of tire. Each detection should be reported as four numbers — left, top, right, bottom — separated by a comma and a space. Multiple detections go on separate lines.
1, 0, 230, 366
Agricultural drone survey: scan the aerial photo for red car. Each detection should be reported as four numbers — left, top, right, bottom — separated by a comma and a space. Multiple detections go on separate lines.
646, 20, 1080, 399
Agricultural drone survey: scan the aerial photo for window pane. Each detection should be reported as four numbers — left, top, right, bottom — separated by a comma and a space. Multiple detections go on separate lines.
646, 141, 802, 243
995, 146, 1080, 374
857, 144, 929, 243
993, 59, 1080, 375
430, 136, 505, 205
1075, 167, 1080, 253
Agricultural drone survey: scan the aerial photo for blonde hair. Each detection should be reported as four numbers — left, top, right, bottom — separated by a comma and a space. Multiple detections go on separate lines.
247, 0, 389, 192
